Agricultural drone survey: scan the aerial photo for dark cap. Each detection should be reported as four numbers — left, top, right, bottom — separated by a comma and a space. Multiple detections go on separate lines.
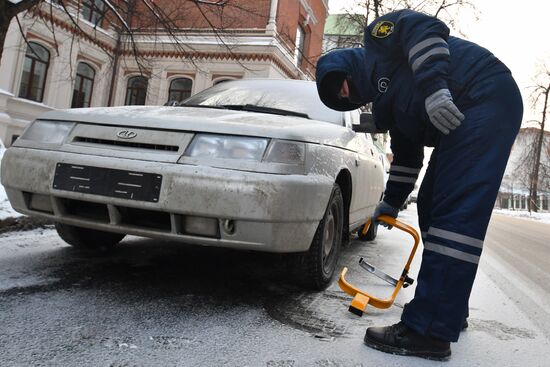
315, 48, 377, 111
317, 72, 363, 112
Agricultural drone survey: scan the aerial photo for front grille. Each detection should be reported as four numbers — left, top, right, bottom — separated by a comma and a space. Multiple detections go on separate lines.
118, 206, 171, 232
73, 137, 179, 152
60, 198, 110, 223
23, 194, 221, 239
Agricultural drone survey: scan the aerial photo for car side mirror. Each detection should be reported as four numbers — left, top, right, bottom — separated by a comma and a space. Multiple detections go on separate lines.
352, 113, 388, 134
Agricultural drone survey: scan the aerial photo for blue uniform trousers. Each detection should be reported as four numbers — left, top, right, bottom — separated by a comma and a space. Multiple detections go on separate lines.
401, 72, 523, 342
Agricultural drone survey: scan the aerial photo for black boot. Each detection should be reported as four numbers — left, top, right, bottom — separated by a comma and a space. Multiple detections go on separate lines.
364, 321, 451, 361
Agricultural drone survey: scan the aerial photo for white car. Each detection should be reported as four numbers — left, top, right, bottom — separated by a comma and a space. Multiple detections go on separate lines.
1, 79, 385, 289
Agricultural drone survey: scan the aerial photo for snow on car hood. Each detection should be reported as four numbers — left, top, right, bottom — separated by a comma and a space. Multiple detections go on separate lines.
40, 106, 357, 149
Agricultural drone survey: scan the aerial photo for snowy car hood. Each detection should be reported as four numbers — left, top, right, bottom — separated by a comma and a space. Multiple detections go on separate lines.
39, 106, 357, 149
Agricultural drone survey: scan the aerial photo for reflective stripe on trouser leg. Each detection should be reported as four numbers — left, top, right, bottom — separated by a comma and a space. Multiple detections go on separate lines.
425, 227, 484, 264
401, 72, 523, 342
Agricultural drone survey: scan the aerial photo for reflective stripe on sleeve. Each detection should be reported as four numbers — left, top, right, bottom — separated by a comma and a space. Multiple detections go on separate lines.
390, 165, 421, 174
424, 242, 480, 264
388, 174, 417, 184
408, 37, 447, 62
428, 227, 484, 249
411, 47, 450, 73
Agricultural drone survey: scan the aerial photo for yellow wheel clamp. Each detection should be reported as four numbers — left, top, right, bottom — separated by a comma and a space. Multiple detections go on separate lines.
338, 215, 420, 316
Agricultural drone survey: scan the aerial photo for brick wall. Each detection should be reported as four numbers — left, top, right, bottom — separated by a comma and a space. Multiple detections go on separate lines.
132, 0, 271, 30
276, 0, 327, 75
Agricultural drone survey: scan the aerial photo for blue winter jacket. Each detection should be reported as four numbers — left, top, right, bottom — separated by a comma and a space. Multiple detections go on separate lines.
316, 9, 511, 207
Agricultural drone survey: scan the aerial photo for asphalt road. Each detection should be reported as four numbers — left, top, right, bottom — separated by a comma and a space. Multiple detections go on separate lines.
482, 214, 550, 339
0, 209, 549, 366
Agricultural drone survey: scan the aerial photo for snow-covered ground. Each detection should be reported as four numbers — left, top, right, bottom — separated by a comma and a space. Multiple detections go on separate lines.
1, 207, 549, 366
0, 140, 21, 220
0, 185, 19, 220
493, 208, 550, 224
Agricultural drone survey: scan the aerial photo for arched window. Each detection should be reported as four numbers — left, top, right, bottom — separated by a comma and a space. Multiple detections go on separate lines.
19, 42, 50, 102
125, 76, 148, 105
71, 62, 95, 108
168, 78, 193, 103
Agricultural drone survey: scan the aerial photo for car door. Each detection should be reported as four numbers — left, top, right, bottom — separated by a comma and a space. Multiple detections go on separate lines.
346, 110, 383, 227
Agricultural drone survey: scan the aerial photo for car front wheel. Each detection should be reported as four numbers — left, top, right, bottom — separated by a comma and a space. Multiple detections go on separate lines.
55, 223, 125, 251
298, 184, 344, 290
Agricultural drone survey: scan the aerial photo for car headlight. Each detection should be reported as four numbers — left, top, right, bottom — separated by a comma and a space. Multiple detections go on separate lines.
20, 120, 75, 144
263, 140, 305, 164
185, 134, 269, 161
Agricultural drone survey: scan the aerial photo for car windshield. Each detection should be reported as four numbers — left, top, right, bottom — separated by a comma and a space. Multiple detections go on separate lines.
180, 79, 344, 125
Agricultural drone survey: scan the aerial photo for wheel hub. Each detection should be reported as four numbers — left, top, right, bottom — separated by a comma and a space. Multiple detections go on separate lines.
323, 211, 335, 258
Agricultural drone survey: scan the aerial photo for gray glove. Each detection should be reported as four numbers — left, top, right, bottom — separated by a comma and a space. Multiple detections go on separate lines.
372, 201, 399, 229
425, 89, 465, 135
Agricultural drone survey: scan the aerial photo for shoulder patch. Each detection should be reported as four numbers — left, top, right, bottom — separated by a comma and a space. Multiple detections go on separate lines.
371, 21, 394, 38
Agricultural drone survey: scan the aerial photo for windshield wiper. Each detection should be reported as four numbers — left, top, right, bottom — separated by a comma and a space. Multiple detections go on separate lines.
221, 104, 310, 119
177, 104, 227, 110
178, 103, 309, 119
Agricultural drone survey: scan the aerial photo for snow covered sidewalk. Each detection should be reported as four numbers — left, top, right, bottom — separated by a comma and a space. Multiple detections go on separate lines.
0, 186, 20, 220
493, 208, 550, 225
0, 142, 21, 221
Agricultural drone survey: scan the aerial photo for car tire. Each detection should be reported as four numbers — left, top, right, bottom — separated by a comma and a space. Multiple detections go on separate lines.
298, 184, 344, 290
358, 220, 377, 241
55, 223, 125, 250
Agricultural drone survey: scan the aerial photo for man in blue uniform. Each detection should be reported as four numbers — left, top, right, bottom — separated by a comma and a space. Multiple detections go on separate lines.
316, 9, 523, 361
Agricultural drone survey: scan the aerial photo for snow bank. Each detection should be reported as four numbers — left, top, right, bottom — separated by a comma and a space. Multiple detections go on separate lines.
0, 140, 21, 220
493, 208, 550, 224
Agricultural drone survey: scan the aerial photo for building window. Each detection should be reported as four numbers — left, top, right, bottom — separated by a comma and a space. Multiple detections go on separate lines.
168, 78, 193, 103
82, 0, 104, 25
71, 62, 95, 108
18, 42, 50, 103
294, 25, 306, 67
125, 76, 148, 105
500, 195, 509, 209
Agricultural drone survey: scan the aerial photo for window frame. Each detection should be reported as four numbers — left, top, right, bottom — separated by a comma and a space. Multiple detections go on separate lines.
167, 77, 193, 103
18, 41, 50, 103
294, 24, 306, 67
71, 62, 96, 108
125, 75, 149, 106
81, 0, 105, 25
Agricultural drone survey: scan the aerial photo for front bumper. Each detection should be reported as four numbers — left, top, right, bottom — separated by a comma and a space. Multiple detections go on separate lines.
1, 147, 334, 252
